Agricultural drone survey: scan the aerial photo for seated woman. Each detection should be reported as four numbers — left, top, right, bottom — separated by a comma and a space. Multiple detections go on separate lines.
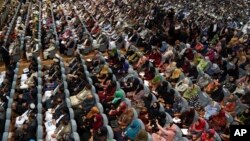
96, 65, 109, 79
91, 114, 104, 132
91, 126, 108, 141
70, 84, 92, 107
208, 109, 227, 132
142, 66, 156, 81
98, 80, 116, 103
221, 93, 237, 115
117, 108, 134, 130
179, 108, 196, 128
235, 108, 250, 125
130, 84, 145, 109
134, 53, 147, 70
204, 79, 224, 102
199, 129, 216, 141
152, 120, 177, 141
188, 118, 206, 140
47, 119, 72, 141
124, 119, 143, 140
183, 84, 201, 109
204, 101, 221, 120
147, 48, 162, 67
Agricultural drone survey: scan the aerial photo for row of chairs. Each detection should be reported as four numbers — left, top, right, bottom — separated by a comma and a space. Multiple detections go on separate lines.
36, 56, 43, 141
71, 3, 204, 139
18, 2, 32, 61
2, 62, 20, 141
57, 55, 81, 141
57, 1, 77, 56
2, 2, 21, 45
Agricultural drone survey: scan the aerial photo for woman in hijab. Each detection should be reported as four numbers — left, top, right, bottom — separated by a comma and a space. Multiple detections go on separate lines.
189, 118, 206, 139
152, 120, 177, 141
124, 119, 142, 140
200, 129, 215, 141
109, 101, 127, 117
135, 129, 148, 141
98, 80, 116, 103
222, 94, 238, 115
208, 109, 227, 131
180, 108, 196, 128
92, 114, 104, 131
118, 108, 134, 130
131, 84, 145, 109
235, 108, 250, 125
143, 66, 156, 80
149, 102, 160, 120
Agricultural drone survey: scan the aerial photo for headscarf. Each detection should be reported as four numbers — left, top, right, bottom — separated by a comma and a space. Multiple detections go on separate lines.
100, 65, 109, 76
151, 74, 163, 85
125, 119, 142, 140
92, 114, 103, 130
112, 89, 124, 104
86, 106, 100, 119
134, 129, 148, 141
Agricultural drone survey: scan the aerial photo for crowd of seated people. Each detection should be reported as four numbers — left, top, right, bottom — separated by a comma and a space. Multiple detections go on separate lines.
0, 0, 249, 141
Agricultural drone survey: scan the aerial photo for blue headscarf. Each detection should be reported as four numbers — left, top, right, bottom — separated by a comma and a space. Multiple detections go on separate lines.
125, 119, 142, 140
160, 41, 168, 53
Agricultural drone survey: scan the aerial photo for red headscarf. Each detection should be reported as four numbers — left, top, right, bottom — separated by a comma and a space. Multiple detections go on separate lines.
92, 114, 103, 131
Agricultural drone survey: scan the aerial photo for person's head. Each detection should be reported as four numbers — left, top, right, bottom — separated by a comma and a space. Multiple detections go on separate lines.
134, 129, 148, 141
206, 129, 215, 139
86, 106, 99, 119
61, 119, 69, 126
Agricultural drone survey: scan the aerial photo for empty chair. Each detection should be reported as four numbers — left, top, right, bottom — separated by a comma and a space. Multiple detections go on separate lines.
96, 102, 104, 113
71, 119, 77, 132
37, 125, 43, 140
102, 114, 109, 126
